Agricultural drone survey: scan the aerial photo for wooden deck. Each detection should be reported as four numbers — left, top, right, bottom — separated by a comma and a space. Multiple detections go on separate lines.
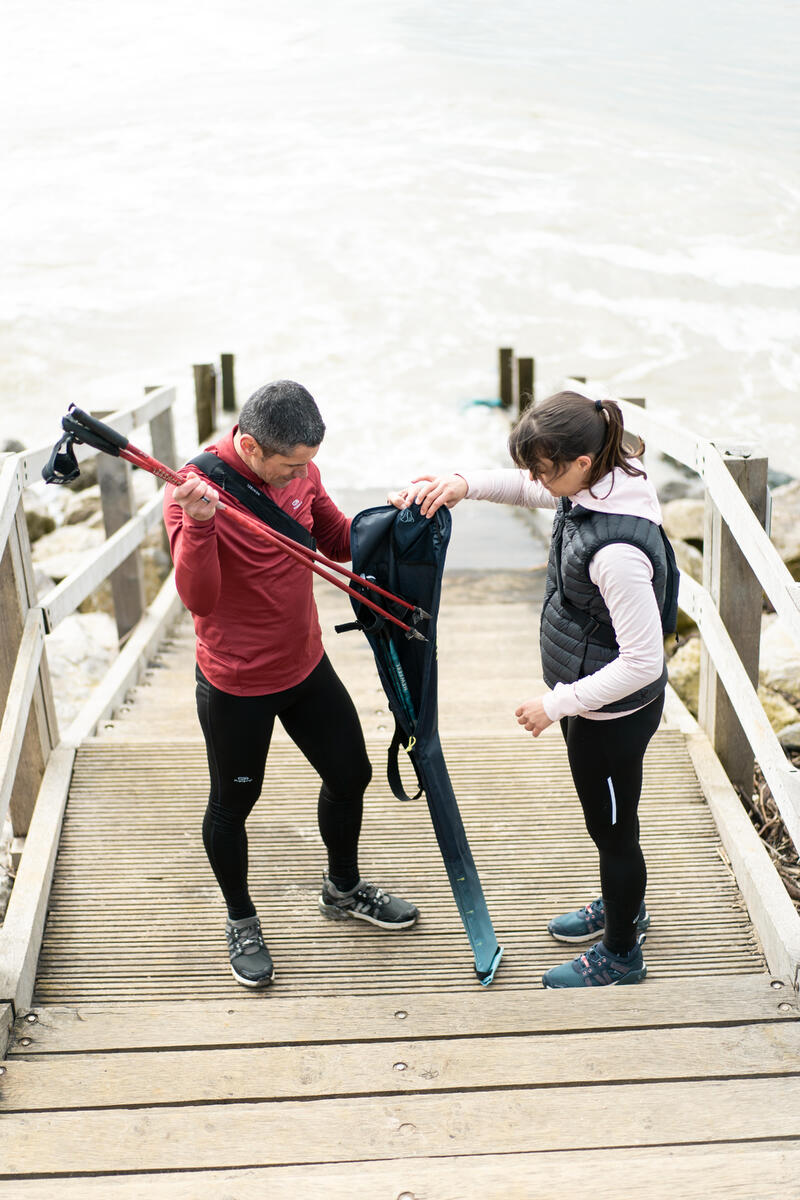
2, 562, 800, 1194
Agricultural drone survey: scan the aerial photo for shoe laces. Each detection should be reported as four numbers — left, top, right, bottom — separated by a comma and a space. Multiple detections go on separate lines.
229, 918, 263, 955
355, 882, 388, 907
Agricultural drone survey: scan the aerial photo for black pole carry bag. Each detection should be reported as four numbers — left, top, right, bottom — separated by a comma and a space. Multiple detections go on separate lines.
342, 503, 503, 985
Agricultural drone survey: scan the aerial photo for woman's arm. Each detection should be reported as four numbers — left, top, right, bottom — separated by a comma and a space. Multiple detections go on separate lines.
390, 468, 557, 517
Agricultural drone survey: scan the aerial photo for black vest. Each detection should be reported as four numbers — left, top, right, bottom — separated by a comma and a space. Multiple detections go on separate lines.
540, 499, 668, 713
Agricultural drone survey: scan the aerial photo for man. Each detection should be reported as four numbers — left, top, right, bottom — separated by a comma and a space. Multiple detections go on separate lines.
164, 379, 418, 988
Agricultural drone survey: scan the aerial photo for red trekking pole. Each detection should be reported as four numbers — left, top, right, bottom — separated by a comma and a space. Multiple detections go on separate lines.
43, 405, 428, 641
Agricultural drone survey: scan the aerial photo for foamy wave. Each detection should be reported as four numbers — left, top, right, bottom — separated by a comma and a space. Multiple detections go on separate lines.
524, 232, 800, 291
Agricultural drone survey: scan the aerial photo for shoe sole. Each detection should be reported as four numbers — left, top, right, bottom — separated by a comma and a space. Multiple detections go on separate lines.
548, 914, 651, 944
542, 965, 647, 989
318, 899, 418, 930
230, 964, 275, 988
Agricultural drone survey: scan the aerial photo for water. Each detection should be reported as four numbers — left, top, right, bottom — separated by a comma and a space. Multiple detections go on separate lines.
2, 0, 798, 485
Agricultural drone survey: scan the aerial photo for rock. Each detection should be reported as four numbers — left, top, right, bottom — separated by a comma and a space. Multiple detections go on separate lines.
63, 485, 103, 526
657, 478, 705, 503
661, 498, 705, 548
32, 524, 104, 582
778, 722, 800, 751
1, 438, 26, 454
668, 636, 702, 716
770, 480, 800, 579
759, 613, 800, 702
672, 537, 703, 584
65, 458, 98, 492
44, 613, 118, 728
768, 468, 795, 489
24, 506, 56, 544
757, 685, 800, 734
141, 543, 172, 604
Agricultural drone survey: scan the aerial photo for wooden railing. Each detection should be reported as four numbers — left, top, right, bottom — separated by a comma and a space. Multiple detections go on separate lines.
612, 398, 800, 856
0, 386, 187, 1011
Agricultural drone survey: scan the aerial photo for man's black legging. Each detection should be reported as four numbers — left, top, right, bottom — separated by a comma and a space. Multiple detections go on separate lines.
196, 654, 372, 920
560, 692, 664, 955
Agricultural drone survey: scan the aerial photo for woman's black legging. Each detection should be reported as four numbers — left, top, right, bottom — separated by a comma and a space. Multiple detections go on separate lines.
559, 692, 664, 955
196, 654, 372, 920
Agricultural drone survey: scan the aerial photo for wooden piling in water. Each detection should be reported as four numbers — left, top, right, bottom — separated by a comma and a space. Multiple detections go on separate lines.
517, 357, 534, 416
221, 354, 236, 413
499, 348, 514, 410
193, 364, 217, 443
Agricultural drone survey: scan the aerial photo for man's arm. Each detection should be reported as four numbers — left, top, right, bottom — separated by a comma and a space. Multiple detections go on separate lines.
163, 474, 224, 616
309, 477, 352, 562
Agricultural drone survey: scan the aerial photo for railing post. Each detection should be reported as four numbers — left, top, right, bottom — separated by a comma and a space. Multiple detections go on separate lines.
221, 353, 236, 413
194, 363, 217, 443
498, 348, 514, 410
517, 357, 534, 417
146, 387, 177, 475
0, 495, 57, 837
698, 451, 769, 799
146, 386, 178, 556
93, 413, 146, 643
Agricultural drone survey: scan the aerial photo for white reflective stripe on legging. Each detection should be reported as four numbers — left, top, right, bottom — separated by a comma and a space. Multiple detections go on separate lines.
607, 775, 617, 825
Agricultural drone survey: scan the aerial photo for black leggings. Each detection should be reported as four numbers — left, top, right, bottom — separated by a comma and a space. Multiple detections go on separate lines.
196, 654, 372, 920
560, 693, 664, 955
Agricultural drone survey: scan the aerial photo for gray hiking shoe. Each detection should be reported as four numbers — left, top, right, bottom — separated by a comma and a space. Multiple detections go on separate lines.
547, 896, 650, 944
318, 874, 419, 929
225, 915, 274, 988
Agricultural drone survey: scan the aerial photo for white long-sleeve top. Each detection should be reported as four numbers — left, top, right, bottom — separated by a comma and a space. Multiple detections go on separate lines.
459, 467, 666, 721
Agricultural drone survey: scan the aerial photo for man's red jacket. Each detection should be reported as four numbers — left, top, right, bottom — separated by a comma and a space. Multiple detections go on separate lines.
163, 428, 351, 695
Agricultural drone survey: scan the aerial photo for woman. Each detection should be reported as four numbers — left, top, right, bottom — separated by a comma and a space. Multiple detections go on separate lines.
394, 391, 670, 988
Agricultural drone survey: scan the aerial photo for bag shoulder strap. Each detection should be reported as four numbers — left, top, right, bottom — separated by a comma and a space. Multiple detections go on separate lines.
387, 723, 423, 803
189, 452, 316, 550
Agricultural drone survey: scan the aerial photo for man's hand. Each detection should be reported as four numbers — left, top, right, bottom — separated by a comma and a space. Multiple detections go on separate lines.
515, 696, 555, 738
387, 474, 468, 518
171, 474, 220, 522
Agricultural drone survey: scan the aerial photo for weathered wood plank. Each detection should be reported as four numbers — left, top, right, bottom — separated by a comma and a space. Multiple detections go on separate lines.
11, 976, 796, 1054
3, 1076, 800, 1174
0, 747, 76, 1011
665, 687, 800, 989
4, 1021, 800, 1111
0, 1003, 13, 1058
0, 610, 45, 837
1, 1144, 799, 1199
94, 437, 145, 641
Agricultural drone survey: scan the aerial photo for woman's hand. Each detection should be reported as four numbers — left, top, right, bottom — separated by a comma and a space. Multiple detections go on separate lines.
387, 474, 468, 518
515, 696, 555, 738
171, 474, 220, 522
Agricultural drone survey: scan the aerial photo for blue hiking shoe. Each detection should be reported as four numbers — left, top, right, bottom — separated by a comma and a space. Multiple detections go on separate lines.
542, 936, 647, 989
547, 896, 650, 944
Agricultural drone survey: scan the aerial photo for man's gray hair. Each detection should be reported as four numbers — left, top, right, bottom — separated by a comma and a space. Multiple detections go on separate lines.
238, 380, 326, 455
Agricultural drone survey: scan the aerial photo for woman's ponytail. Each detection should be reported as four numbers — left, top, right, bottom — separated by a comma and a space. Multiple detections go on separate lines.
508, 391, 645, 493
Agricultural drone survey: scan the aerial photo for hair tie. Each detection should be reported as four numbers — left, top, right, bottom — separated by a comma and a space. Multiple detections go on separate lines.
594, 399, 603, 412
